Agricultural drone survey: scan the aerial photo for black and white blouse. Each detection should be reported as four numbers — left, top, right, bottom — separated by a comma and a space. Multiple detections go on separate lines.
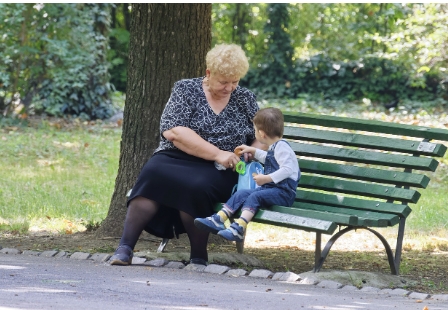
155, 77, 259, 154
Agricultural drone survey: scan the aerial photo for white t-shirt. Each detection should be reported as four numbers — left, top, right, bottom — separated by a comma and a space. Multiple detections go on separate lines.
254, 140, 300, 184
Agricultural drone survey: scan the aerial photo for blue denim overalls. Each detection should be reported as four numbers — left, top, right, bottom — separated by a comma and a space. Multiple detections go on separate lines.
224, 140, 300, 215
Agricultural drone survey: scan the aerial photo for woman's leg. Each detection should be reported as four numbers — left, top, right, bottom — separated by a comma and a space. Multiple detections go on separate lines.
110, 196, 159, 265
119, 196, 160, 249
180, 210, 209, 264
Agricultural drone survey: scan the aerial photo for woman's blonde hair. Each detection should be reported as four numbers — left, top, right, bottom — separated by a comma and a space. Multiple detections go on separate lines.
206, 44, 249, 78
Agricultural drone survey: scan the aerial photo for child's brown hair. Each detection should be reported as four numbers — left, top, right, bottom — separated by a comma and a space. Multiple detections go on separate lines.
252, 107, 284, 138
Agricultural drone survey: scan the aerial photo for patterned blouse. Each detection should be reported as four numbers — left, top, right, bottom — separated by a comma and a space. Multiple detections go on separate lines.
155, 77, 259, 154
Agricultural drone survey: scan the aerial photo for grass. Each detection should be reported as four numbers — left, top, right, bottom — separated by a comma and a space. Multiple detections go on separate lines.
2, 98, 448, 295
0, 119, 120, 234
1, 98, 448, 239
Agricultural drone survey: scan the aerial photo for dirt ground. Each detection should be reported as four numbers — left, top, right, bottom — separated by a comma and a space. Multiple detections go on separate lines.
1, 226, 447, 295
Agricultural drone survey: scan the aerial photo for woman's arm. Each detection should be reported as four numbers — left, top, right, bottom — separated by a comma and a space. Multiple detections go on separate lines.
163, 126, 240, 167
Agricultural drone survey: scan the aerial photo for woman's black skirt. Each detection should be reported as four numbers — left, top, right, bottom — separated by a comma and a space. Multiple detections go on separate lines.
127, 149, 238, 239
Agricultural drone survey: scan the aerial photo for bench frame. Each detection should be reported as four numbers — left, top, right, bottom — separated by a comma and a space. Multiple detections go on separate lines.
152, 112, 448, 275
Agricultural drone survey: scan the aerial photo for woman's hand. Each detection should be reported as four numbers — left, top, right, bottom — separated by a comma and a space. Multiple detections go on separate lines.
215, 150, 241, 170
252, 173, 272, 186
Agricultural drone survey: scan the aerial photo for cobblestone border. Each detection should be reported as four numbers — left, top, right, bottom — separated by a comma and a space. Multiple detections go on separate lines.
1, 247, 448, 301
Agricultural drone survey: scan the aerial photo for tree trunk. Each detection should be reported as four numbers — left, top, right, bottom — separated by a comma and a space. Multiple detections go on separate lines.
96, 3, 212, 237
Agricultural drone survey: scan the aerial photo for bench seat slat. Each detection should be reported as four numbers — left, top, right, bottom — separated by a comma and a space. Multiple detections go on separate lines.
284, 127, 447, 157
214, 204, 338, 234
253, 208, 337, 234
299, 159, 430, 188
299, 175, 421, 203
291, 202, 400, 227
268, 205, 358, 226
291, 142, 439, 171
284, 112, 448, 142
296, 190, 412, 218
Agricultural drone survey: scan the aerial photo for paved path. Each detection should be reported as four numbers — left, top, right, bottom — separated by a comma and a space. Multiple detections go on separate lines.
1, 253, 448, 310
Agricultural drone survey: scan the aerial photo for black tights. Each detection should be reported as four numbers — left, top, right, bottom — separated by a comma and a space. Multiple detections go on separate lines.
119, 196, 209, 261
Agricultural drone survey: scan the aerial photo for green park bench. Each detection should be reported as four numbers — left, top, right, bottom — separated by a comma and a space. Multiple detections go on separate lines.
153, 112, 448, 275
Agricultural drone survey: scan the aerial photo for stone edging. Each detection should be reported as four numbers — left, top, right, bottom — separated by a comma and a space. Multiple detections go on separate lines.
1, 247, 447, 301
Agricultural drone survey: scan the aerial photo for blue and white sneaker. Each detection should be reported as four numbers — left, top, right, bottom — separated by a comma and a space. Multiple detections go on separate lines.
217, 222, 245, 242
194, 214, 226, 234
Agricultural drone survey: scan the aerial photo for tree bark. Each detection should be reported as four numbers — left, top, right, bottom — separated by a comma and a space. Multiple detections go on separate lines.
96, 3, 212, 237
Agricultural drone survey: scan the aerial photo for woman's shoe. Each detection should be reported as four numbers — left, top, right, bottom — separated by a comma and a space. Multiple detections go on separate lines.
109, 245, 133, 266
189, 258, 208, 266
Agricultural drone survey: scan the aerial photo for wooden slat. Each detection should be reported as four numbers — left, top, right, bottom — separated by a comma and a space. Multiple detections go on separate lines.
252, 209, 337, 234
299, 159, 430, 188
284, 127, 447, 157
295, 190, 412, 218
268, 205, 358, 226
299, 175, 421, 203
284, 112, 448, 143
291, 142, 439, 171
215, 203, 338, 234
292, 202, 400, 227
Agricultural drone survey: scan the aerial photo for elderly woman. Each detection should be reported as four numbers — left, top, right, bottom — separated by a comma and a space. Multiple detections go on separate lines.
110, 44, 261, 266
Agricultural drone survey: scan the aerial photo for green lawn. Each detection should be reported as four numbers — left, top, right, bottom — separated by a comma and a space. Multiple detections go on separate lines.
1, 100, 448, 239
0, 121, 120, 233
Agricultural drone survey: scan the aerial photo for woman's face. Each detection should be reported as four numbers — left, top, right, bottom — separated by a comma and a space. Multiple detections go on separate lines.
206, 70, 240, 98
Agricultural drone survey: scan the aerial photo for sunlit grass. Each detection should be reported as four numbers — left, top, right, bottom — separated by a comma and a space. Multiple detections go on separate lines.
0, 120, 120, 234
1, 100, 448, 244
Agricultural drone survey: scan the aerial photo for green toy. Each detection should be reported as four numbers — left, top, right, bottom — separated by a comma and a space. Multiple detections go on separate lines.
235, 161, 246, 175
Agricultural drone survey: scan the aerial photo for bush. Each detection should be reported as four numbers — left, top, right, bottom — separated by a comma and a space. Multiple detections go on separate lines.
242, 54, 444, 103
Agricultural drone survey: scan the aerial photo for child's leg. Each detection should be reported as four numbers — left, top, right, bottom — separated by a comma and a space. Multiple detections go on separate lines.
194, 189, 254, 234
218, 188, 288, 242
218, 199, 260, 242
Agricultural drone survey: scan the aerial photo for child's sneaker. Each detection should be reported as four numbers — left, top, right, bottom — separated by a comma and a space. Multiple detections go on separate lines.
217, 222, 245, 242
194, 214, 226, 234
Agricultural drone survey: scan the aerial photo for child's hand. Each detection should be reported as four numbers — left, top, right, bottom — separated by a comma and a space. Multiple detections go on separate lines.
252, 173, 272, 186
235, 145, 256, 161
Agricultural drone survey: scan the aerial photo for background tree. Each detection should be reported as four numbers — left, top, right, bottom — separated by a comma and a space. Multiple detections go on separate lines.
108, 3, 131, 93
240, 3, 295, 98
96, 3, 212, 237
0, 3, 114, 119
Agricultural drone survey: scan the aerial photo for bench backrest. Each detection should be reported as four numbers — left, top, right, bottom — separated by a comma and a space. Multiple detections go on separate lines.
279, 112, 448, 229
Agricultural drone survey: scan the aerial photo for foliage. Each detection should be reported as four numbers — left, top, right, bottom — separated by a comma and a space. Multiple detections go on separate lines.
213, 3, 448, 103
212, 3, 268, 67
108, 4, 130, 93
1, 3, 447, 117
243, 54, 441, 102
0, 3, 114, 120
258, 4, 295, 98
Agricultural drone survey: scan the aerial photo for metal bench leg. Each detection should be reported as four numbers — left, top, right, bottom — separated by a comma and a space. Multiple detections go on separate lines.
157, 238, 170, 253
394, 217, 406, 275
313, 232, 322, 272
315, 226, 398, 275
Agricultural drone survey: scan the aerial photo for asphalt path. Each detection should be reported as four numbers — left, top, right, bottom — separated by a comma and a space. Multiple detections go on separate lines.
0, 254, 446, 310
